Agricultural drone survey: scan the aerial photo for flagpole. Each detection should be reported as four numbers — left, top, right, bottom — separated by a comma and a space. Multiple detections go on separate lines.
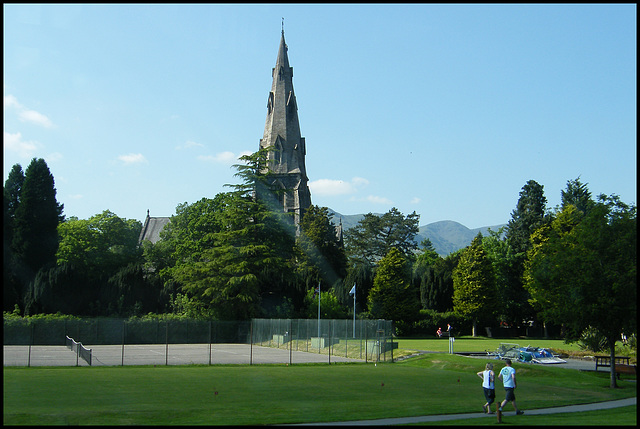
350, 284, 356, 338
353, 291, 356, 338
317, 281, 321, 338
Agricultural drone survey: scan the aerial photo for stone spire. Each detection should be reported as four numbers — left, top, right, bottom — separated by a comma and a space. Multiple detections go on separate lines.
259, 28, 312, 228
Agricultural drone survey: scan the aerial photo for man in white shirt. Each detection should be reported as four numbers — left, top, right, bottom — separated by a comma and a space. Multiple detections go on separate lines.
498, 359, 524, 415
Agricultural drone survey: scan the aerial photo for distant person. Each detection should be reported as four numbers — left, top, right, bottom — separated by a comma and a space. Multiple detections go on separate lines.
498, 359, 524, 415
436, 327, 442, 338
477, 362, 495, 414
447, 323, 452, 337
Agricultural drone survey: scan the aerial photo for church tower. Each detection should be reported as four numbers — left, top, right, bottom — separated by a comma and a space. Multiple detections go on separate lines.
259, 28, 312, 228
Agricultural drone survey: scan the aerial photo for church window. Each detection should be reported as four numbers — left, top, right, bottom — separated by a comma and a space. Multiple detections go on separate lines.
267, 92, 274, 114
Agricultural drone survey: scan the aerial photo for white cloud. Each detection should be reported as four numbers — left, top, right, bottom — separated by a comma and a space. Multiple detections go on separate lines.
19, 109, 54, 128
4, 94, 54, 128
175, 140, 205, 150
118, 153, 147, 164
4, 94, 20, 108
3, 131, 39, 158
365, 195, 393, 205
309, 177, 369, 196
410, 197, 421, 204
198, 150, 252, 164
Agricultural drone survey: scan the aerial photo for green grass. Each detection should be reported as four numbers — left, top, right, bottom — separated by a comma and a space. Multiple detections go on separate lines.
3, 353, 636, 425
396, 337, 586, 355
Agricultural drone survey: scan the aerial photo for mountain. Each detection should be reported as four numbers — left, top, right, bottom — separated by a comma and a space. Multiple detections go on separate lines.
327, 208, 506, 256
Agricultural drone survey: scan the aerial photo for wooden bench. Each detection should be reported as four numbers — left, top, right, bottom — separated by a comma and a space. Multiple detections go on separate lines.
614, 364, 636, 380
594, 355, 630, 371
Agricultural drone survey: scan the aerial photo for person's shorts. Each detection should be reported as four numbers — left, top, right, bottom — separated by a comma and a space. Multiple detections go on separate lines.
483, 388, 495, 403
504, 387, 516, 402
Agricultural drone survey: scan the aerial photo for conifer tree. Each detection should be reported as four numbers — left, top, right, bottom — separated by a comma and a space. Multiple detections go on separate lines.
452, 234, 498, 336
12, 158, 64, 276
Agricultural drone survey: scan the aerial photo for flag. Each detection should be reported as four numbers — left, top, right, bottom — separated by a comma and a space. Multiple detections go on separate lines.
349, 284, 356, 296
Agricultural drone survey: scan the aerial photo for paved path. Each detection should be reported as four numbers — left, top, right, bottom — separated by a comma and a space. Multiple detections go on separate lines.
292, 397, 636, 426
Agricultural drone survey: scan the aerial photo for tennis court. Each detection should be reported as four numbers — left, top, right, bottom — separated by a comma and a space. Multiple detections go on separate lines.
3, 343, 365, 367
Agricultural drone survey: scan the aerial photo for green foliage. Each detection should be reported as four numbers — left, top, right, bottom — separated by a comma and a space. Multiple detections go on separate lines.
524, 193, 636, 387
296, 205, 347, 301
368, 247, 420, 322
169, 293, 216, 320
506, 179, 548, 255
302, 287, 348, 319
482, 227, 533, 326
12, 158, 64, 275
452, 234, 498, 335
345, 207, 420, 265
56, 210, 142, 273
169, 149, 297, 320
414, 249, 459, 312
578, 326, 608, 353
561, 176, 595, 214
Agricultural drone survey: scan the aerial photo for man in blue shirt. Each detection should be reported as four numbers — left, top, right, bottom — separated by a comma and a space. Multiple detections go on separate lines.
498, 359, 524, 415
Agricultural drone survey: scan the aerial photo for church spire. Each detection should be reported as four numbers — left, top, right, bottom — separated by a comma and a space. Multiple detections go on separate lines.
260, 26, 311, 228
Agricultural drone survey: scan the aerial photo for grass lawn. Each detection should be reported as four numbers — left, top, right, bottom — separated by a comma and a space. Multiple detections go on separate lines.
3, 352, 636, 425
396, 337, 591, 356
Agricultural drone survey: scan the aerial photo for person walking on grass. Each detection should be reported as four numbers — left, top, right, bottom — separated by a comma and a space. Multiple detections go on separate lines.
477, 362, 495, 414
498, 359, 524, 415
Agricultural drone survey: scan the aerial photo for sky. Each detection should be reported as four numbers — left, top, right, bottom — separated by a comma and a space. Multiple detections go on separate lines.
3, 4, 636, 229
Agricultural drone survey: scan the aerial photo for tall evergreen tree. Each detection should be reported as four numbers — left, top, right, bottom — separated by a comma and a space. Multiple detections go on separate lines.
3, 164, 26, 310
296, 205, 347, 301
4, 164, 24, 221
12, 158, 64, 276
170, 148, 297, 320
506, 179, 548, 255
368, 247, 419, 323
561, 176, 595, 215
452, 234, 498, 336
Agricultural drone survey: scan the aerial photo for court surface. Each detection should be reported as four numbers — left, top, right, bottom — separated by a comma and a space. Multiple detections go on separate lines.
3, 343, 364, 367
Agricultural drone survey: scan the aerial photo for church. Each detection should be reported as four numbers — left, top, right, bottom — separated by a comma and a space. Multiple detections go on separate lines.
139, 28, 314, 244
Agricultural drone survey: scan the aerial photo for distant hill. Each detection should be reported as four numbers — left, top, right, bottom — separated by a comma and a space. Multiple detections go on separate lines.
327, 208, 506, 256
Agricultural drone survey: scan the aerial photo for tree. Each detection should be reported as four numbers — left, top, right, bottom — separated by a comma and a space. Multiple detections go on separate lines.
170, 148, 297, 320
482, 227, 533, 327
56, 210, 142, 274
368, 247, 420, 324
452, 234, 498, 336
506, 179, 548, 255
302, 287, 348, 319
561, 176, 595, 214
4, 165, 25, 311
345, 208, 420, 265
12, 158, 64, 275
524, 195, 636, 388
296, 205, 347, 300
502, 179, 548, 328
413, 238, 446, 311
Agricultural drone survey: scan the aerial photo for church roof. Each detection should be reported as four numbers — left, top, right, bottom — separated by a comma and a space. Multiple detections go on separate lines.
138, 212, 171, 244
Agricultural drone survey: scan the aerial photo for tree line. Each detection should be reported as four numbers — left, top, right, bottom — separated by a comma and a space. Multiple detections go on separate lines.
3, 152, 636, 387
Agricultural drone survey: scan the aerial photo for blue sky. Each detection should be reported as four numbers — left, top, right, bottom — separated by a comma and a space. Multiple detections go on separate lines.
3, 4, 636, 229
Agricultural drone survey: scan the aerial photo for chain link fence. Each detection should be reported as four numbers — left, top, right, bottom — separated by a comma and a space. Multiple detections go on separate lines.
4, 317, 395, 366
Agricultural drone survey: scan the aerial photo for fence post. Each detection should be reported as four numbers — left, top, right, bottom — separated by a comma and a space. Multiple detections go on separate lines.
28, 322, 33, 367
289, 319, 292, 365
208, 320, 212, 366
165, 321, 169, 366
121, 319, 125, 366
